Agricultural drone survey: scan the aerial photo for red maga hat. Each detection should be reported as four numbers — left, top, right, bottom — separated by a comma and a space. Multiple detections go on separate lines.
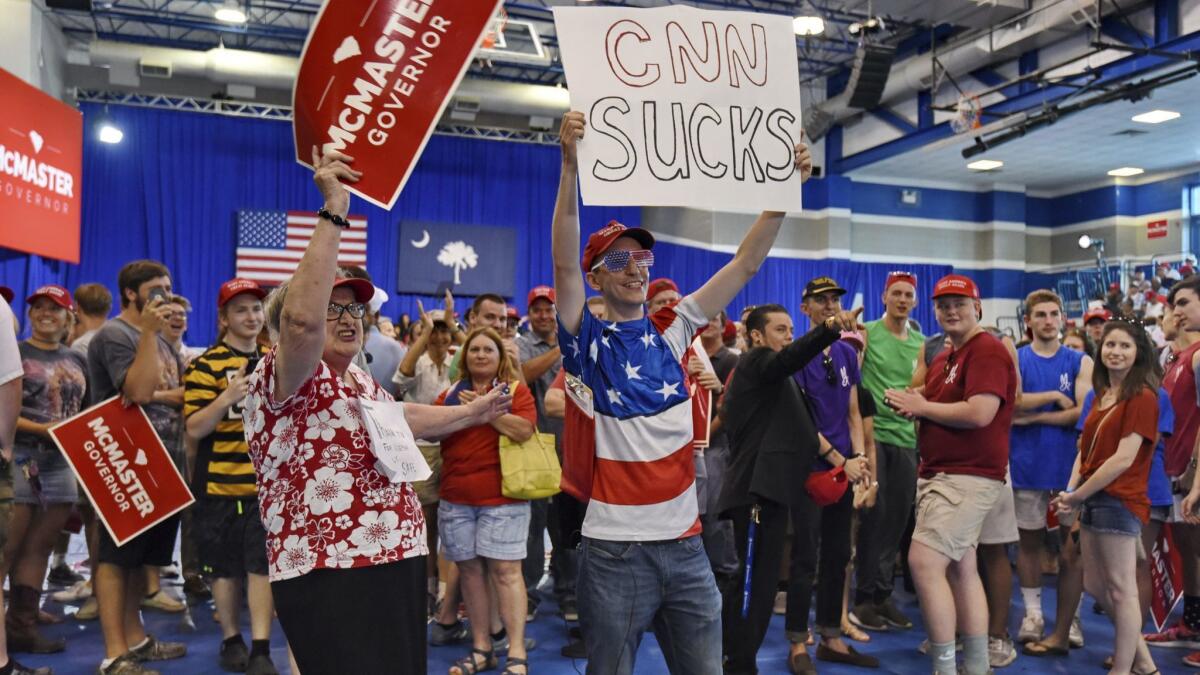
217, 278, 268, 308
26, 284, 74, 311
581, 220, 655, 271
931, 274, 980, 300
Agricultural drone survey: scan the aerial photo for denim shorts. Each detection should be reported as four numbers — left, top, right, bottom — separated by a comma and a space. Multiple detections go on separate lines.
1080, 491, 1142, 537
438, 500, 530, 562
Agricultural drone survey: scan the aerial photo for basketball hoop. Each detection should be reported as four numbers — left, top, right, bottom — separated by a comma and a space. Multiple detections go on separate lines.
482, 8, 508, 50
951, 93, 983, 134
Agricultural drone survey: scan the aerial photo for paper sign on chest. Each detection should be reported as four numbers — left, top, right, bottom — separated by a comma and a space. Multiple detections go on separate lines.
554, 5, 803, 212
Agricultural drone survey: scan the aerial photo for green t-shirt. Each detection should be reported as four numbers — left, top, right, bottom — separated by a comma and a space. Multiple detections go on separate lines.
861, 318, 924, 449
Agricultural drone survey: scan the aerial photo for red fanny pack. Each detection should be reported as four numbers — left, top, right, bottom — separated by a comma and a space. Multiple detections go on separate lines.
805, 466, 849, 506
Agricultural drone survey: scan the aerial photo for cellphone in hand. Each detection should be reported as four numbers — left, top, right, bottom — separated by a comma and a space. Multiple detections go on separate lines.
147, 287, 168, 304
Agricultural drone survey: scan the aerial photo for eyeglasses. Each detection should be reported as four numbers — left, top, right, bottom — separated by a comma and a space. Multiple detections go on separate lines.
822, 355, 836, 385
327, 302, 367, 321
591, 249, 654, 273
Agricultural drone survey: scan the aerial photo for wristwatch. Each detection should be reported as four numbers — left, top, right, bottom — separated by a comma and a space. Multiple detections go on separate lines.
317, 207, 351, 228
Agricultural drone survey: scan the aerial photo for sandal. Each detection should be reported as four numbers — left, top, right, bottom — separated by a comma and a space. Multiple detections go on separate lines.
1022, 640, 1068, 657
841, 622, 871, 643
450, 648, 497, 675
502, 656, 529, 675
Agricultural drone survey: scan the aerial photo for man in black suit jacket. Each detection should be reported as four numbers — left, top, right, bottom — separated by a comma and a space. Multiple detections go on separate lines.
718, 302, 863, 675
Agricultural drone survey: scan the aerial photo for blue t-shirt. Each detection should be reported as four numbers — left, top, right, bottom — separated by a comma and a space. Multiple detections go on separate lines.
1010, 345, 1085, 490
1078, 388, 1174, 507
794, 340, 860, 465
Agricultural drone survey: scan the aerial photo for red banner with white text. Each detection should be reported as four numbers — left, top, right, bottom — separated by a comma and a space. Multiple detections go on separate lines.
293, 0, 502, 209
1151, 522, 1185, 632
0, 67, 82, 263
49, 397, 194, 546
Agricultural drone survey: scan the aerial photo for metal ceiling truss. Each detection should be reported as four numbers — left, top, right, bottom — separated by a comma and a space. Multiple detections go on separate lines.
73, 89, 562, 145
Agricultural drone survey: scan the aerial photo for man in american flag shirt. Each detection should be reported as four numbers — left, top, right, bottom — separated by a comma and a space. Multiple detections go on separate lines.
550, 110, 813, 674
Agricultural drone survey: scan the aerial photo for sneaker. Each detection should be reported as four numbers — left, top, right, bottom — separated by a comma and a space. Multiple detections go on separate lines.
559, 598, 579, 623
159, 563, 181, 580
1145, 621, 1200, 649
429, 620, 469, 646
1017, 614, 1044, 643
140, 590, 186, 613
219, 638, 249, 672
75, 596, 99, 621
12, 659, 53, 675
182, 574, 211, 600
99, 654, 159, 675
1069, 616, 1085, 649
494, 629, 537, 653
129, 635, 187, 662
918, 637, 963, 655
1184, 650, 1200, 668
849, 602, 889, 632
52, 579, 92, 603
876, 597, 913, 630
47, 562, 84, 586
245, 654, 279, 675
774, 590, 787, 615
988, 635, 1017, 668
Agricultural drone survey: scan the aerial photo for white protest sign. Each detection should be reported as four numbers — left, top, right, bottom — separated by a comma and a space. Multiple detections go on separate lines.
553, 5, 803, 212
357, 398, 432, 484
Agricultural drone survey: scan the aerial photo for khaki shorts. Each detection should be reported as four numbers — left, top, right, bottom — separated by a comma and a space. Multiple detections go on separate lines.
411, 443, 443, 507
980, 478, 1019, 545
1014, 488, 1078, 530
913, 473, 1005, 561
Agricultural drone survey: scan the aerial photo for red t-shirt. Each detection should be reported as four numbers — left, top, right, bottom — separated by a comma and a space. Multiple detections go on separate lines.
1163, 341, 1200, 476
1079, 387, 1157, 523
436, 381, 537, 506
919, 331, 1016, 481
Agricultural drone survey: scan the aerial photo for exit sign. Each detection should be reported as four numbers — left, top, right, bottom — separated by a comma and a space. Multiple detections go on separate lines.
1147, 219, 1168, 239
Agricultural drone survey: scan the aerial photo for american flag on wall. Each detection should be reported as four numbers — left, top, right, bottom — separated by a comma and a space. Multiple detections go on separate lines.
235, 211, 367, 285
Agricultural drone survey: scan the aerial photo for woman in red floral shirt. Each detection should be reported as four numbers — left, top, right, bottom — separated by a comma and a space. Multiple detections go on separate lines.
242, 149, 512, 674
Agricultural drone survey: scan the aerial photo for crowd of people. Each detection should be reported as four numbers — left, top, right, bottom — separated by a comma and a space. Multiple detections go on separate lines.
0, 109, 1198, 675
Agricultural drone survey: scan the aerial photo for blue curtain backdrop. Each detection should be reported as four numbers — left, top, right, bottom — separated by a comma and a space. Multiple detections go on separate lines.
0, 102, 947, 342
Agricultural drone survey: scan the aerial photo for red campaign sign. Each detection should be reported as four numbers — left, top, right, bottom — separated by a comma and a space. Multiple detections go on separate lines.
0, 67, 82, 263
1147, 219, 1169, 240
293, 0, 502, 209
1151, 522, 1185, 632
48, 397, 194, 546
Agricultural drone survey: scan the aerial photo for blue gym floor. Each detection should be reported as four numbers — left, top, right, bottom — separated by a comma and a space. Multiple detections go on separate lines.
24, 573, 1195, 674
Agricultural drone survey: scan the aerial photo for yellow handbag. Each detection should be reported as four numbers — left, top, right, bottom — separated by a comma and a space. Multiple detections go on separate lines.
499, 430, 562, 500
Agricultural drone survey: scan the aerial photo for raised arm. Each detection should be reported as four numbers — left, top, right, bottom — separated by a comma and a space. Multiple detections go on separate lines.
689, 138, 812, 319
405, 386, 513, 441
123, 299, 173, 404
275, 149, 361, 400
552, 112, 588, 335
397, 302, 433, 379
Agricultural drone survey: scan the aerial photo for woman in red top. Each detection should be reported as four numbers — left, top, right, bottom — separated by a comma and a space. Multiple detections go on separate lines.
1055, 321, 1159, 675
437, 327, 537, 675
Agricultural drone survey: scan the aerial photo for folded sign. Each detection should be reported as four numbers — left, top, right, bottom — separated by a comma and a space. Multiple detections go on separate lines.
293, 0, 502, 209
554, 6, 803, 212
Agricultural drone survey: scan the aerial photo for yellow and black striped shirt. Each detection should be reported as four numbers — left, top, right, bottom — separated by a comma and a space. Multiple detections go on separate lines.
183, 342, 267, 499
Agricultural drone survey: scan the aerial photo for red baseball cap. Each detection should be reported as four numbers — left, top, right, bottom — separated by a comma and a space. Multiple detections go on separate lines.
646, 278, 680, 302
217, 278, 268, 308
26, 284, 74, 311
332, 277, 374, 304
885, 271, 918, 291
527, 285, 556, 308
931, 274, 980, 300
506, 306, 519, 319
0, 286, 12, 304
804, 466, 849, 506
581, 220, 655, 271
722, 319, 737, 342
1083, 308, 1112, 324
840, 330, 866, 352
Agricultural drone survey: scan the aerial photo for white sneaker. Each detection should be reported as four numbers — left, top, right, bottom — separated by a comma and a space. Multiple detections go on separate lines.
1017, 614, 1044, 643
51, 579, 92, 603
1068, 616, 1084, 648
773, 590, 787, 615
988, 635, 1017, 668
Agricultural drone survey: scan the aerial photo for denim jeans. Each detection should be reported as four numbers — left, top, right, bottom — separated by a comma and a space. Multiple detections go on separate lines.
577, 535, 722, 675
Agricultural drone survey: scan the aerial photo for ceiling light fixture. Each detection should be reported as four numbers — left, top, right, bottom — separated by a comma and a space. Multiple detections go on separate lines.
793, 16, 825, 36
1131, 110, 1180, 124
967, 159, 1003, 171
215, 4, 247, 24
1107, 167, 1144, 177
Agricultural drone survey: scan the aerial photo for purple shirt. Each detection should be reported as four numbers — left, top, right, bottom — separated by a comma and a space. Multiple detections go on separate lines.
795, 340, 860, 466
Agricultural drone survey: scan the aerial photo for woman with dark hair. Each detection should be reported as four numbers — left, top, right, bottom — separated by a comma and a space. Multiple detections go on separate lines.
436, 326, 537, 675
1054, 320, 1159, 675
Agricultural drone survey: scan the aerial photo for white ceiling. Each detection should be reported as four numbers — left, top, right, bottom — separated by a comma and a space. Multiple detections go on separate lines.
849, 65, 1200, 191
